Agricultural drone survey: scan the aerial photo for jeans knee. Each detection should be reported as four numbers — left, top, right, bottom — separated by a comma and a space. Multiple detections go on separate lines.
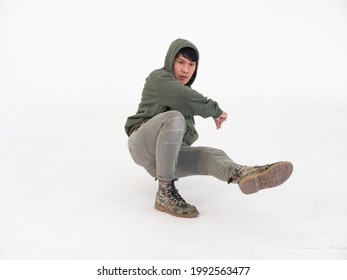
163, 111, 186, 131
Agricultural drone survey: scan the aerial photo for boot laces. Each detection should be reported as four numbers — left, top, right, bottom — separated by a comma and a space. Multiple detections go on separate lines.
167, 179, 186, 204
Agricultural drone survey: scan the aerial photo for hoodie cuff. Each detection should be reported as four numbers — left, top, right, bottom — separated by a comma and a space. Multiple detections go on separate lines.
213, 107, 224, 119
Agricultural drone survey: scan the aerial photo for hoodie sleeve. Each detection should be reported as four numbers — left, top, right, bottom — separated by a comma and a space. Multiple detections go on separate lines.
157, 72, 223, 119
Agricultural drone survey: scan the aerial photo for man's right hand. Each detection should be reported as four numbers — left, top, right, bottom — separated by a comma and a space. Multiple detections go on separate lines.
214, 111, 228, 129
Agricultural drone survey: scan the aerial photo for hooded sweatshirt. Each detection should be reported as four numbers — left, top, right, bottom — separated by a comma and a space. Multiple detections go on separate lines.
124, 38, 223, 146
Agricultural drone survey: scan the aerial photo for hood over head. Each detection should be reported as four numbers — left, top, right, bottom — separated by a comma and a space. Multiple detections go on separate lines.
164, 38, 199, 87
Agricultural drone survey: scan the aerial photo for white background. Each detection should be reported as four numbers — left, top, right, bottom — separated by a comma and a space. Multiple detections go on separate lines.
0, 0, 347, 260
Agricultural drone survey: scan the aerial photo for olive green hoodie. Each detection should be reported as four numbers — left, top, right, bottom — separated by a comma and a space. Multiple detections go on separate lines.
124, 38, 223, 146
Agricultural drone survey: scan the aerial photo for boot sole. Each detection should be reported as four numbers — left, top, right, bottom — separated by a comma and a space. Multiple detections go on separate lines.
154, 202, 199, 218
238, 161, 293, 194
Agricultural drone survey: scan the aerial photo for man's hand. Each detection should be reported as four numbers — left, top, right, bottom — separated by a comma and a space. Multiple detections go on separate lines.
214, 111, 228, 129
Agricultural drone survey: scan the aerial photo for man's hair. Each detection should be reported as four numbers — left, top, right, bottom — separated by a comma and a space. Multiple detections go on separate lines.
176, 47, 198, 62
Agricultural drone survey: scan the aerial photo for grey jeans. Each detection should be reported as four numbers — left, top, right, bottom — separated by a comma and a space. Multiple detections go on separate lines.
127, 110, 238, 182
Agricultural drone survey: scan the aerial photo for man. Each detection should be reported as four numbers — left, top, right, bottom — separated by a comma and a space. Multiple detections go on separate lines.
125, 38, 293, 218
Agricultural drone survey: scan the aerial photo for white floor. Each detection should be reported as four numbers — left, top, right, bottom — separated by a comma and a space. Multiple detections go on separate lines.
1, 0, 347, 260
1, 97, 346, 260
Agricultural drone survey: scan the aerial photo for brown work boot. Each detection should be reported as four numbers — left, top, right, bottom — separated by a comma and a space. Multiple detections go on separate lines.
228, 161, 293, 194
154, 179, 199, 218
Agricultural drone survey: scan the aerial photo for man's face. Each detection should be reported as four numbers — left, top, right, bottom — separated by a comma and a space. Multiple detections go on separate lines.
172, 54, 197, 85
